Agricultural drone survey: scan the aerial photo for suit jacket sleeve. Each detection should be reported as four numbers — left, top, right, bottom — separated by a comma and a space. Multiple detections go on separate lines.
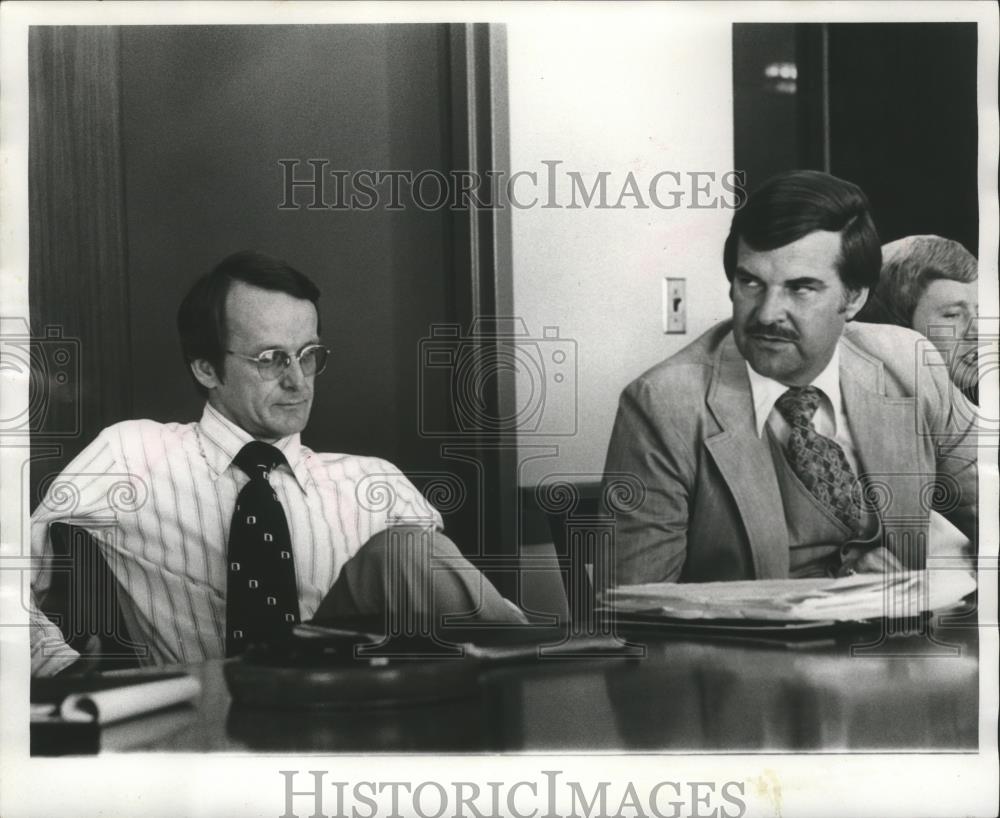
919, 347, 978, 546
603, 375, 696, 585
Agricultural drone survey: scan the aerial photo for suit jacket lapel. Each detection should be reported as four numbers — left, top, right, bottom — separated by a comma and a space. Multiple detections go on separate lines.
839, 336, 924, 523
704, 334, 790, 578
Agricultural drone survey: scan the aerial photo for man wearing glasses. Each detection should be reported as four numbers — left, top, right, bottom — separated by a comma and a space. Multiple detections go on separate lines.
30, 251, 522, 676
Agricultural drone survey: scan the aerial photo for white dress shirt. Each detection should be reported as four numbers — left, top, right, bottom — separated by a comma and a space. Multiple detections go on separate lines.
30, 403, 442, 676
745, 346, 862, 474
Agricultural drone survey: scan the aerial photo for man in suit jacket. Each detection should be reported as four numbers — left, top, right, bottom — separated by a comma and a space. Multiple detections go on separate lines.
604, 171, 977, 584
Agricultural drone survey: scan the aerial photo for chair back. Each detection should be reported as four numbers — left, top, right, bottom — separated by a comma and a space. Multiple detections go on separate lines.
43, 523, 140, 669
543, 485, 615, 627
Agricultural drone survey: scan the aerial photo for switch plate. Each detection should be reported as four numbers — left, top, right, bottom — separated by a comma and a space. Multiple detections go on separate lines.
663, 277, 686, 334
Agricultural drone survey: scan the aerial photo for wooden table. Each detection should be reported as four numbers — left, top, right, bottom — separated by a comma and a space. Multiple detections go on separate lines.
111, 616, 980, 753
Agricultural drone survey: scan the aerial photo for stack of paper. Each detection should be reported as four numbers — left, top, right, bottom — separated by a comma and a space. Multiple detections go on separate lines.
602, 570, 976, 622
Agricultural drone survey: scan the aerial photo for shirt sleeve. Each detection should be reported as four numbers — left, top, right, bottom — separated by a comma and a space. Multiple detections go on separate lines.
29, 428, 124, 676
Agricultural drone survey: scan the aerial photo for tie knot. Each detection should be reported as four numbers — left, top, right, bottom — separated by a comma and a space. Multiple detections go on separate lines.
233, 441, 287, 480
775, 386, 823, 428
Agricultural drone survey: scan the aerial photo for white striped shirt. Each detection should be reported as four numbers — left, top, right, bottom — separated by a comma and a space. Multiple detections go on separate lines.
30, 403, 442, 676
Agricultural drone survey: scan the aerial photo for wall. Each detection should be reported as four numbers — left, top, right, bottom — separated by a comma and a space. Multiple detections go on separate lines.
27, 28, 130, 510
507, 21, 736, 486
119, 25, 453, 470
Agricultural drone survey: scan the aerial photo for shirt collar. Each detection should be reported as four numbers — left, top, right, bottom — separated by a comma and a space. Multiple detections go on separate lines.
745, 345, 842, 437
197, 403, 310, 492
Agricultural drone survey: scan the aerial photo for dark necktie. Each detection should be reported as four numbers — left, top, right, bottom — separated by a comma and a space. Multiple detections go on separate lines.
226, 441, 300, 657
774, 386, 861, 534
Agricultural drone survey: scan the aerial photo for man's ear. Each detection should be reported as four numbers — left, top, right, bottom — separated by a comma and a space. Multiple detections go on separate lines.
190, 358, 222, 390
843, 286, 870, 320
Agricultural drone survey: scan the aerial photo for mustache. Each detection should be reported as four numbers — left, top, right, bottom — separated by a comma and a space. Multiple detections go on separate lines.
746, 322, 799, 342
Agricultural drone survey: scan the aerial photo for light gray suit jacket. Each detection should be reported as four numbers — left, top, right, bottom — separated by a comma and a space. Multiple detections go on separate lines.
603, 320, 978, 583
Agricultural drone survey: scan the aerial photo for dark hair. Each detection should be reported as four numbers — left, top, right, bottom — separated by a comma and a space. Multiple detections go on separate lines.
177, 251, 321, 395
855, 235, 978, 326
723, 170, 882, 292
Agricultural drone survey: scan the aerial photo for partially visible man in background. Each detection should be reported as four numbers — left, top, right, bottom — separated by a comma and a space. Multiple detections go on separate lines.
857, 235, 980, 403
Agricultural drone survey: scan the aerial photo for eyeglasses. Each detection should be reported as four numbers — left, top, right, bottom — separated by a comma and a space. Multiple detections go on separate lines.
226, 344, 330, 381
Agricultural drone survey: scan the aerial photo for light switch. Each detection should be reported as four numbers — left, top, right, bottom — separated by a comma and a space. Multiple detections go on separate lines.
663, 277, 686, 334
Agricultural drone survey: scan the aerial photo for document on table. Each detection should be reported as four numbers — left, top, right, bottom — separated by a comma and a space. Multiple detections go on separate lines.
601, 570, 976, 622
31, 673, 201, 725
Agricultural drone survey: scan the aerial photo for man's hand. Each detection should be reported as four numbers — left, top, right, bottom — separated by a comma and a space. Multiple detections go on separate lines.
837, 545, 906, 576
52, 635, 105, 677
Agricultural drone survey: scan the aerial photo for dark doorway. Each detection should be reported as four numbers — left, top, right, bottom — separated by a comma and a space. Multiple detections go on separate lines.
733, 22, 978, 255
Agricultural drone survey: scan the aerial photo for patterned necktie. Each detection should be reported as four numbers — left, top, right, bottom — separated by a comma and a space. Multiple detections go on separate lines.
774, 386, 861, 534
226, 441, 300, 657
